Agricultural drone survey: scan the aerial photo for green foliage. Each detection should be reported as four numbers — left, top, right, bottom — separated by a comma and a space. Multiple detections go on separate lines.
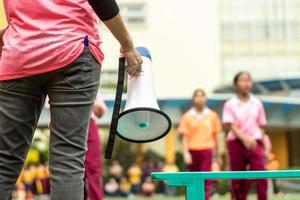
175, 152, 187, 172
217, 180, 230, 195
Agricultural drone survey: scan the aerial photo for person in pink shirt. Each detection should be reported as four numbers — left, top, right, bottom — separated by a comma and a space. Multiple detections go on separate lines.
84, 92, 107, 200
223, 71, 268, 200
0, 1, 142, 200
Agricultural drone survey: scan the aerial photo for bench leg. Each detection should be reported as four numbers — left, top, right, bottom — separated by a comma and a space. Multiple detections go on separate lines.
186, 179, 205, 200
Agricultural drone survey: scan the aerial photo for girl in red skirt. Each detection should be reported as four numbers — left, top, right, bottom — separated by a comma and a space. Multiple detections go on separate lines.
178, 89, 222, 200
223, 72, 268, 200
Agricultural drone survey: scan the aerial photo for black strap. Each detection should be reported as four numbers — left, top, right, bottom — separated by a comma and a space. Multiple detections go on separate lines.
105, 57, 126, 159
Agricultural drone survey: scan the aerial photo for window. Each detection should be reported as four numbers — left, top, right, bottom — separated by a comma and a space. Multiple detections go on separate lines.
119, 2, 147, 28
219, 0, 300, 82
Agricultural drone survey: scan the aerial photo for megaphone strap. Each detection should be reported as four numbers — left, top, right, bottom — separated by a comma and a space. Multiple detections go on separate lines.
105, 57, 126, 159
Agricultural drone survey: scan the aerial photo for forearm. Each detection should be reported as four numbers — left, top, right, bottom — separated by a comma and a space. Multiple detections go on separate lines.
182, 136, 189, 153
102, 13, 134, 51
88, 0, 133, 49
213, 135, 220, 156
261, 128, 269, 151
230, 124, 247, 141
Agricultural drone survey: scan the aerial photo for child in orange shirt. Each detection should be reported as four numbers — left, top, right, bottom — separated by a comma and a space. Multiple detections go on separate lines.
178, 89, 222, 200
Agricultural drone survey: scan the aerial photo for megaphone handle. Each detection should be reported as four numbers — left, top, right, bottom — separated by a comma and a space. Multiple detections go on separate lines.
105, 57, 126, 159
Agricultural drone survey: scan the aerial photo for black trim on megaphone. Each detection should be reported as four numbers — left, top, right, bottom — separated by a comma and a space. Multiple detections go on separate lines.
116, 107, 172, 143
105, 57, 126, 159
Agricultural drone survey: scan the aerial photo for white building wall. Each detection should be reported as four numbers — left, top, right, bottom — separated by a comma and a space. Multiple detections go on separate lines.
99, 0, 221, 98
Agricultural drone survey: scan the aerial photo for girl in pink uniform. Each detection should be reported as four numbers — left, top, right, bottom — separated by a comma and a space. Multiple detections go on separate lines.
223, 72, 268, 200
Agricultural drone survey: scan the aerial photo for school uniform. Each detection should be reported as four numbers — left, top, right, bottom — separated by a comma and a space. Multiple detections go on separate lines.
223, 95, 268, 200
178, 107, 222, 200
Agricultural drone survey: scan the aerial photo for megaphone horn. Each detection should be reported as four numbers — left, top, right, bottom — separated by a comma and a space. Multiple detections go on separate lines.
105, 47, 172, 159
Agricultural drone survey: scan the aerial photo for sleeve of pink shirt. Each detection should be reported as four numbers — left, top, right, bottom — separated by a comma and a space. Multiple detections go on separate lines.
257, 102, 267, 127
222, 101, 235, 125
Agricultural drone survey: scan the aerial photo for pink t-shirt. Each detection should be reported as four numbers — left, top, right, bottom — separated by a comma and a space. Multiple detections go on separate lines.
223, 95, 267, 141
0, 0, 104, 81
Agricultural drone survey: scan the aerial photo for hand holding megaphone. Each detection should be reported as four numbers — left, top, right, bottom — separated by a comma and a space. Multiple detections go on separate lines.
121, 47, 143, 77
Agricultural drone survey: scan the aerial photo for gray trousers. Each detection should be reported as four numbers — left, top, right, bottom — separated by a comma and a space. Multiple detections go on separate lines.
0, 47, 101, 200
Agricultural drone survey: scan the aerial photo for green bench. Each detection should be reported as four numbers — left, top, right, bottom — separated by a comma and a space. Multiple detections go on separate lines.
152, 170, 300, 200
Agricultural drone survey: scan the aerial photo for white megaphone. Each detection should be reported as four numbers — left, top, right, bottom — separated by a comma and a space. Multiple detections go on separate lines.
117, 47, 172, 142
105, 47, 172, 159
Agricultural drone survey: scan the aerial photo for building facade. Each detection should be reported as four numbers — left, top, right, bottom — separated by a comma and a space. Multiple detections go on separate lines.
220, 0, 300, 83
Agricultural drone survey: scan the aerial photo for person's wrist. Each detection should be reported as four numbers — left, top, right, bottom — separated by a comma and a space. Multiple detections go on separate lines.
240, 133, 250, 141
120, 37, 134, 52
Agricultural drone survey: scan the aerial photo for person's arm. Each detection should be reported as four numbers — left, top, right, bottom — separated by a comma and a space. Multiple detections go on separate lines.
213, 133, 222, 165
178, 114, 192, 165
229, 124, 257, 150
213, 115, 223, 165
182, 135, 189, 153
0, 28, 6, 58
262, 129, 271, 159
88, 0, 142, 77
223, 102, 256, 150
102, 14, 142, 76
182, 135, 192, 165
257, 102, 268, 154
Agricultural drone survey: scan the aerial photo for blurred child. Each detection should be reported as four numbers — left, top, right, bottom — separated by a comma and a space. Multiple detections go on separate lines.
109, 160, 123, 182
127, 163, 142, 194
35, 163, 50, 195
223, 71, 268, 200
267, 153, 281, 195
178, 89, 222, 200
11, 169, 25, 200
119, 177, 131, 197
141, 177, 155, 197
22, 165, 35, 199
104, 178, 119, 197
